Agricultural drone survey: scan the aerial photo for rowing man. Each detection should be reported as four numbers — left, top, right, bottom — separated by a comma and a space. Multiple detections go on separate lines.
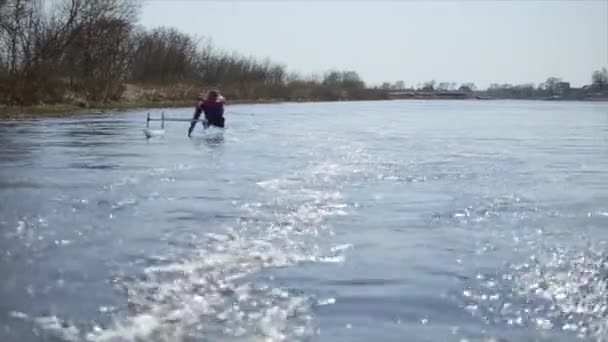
188, 90, 226, 137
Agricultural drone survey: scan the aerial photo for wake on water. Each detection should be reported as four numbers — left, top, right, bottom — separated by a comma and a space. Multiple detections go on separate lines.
11, 121, 608, 341
143, 128, 166, 139
456, 204, 608, 341
144, 124, 225, 139
13, 142, 366, 341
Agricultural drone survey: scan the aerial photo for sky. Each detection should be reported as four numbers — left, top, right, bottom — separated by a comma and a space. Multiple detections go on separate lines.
140, 0, 608, 89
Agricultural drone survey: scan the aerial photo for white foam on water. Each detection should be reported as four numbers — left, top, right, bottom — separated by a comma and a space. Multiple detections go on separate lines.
111, 198, 138, 211
190, 126, 225, 139
143, 129, 165, 138
316, 298, 336, 306
34, 316, 81, 341
31, 144, 367, 342
9, 311, 29, 319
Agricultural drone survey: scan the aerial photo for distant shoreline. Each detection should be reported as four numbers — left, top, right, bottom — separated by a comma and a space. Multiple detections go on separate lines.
1, 96, 607, 120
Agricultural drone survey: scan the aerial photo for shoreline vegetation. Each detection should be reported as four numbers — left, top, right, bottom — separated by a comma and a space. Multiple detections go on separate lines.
2, 82, 608, 119
1, 1, 607, 119
2, 82, 607, 119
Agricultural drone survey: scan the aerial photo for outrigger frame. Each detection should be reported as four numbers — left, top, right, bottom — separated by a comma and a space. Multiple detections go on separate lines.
146, 112, 208, 129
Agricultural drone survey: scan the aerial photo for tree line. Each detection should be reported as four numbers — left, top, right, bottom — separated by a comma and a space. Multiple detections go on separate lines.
382, 68, 608, 100
481, 69, 608, 100
1, 0, 606, 107
0, 0, 384, 107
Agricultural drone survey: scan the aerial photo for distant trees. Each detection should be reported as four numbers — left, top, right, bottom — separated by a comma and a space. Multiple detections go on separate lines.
0, 0, 385, 106
303, 70, 367, 100
419, 81, 461, 92
458, 83, 476, 92
1, 0, 605, 107
592, 68, 608, 90
322, 70, 364, 90
539, 77, 562, 95
130, 27, 199, 83
437, 82, 457, 91
513, 84, 536, 98
542, 77, 562, 89
380, 80, 405, 90
487, 83, 539, 99
421, 80, 436, 91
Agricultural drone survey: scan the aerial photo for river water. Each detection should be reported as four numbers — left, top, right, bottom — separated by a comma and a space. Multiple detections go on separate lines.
0, 100, 607, 342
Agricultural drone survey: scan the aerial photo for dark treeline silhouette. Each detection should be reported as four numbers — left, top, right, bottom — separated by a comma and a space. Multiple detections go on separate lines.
0, 0, 385, 107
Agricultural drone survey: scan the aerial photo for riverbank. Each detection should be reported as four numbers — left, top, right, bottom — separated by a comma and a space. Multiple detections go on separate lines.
0, 101, 189, 120
0, 99, 286, 120
2, 91, 607, 120
0, 82, 386, 119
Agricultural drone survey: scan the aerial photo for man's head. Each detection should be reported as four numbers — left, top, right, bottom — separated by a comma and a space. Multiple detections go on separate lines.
207, 90, 219, 100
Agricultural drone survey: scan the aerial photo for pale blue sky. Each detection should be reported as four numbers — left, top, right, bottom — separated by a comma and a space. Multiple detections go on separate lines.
140, 0, 608, 89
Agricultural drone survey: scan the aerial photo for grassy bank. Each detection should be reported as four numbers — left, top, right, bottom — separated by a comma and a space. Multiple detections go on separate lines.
0, 98, 363, 120
0, 101, 191, 120
0, 99, 289, 120
0, 80, 384, 119
0, 97, 390, 120
0, 81, 292, 120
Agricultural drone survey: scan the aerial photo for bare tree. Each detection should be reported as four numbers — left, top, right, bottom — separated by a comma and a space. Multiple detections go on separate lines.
592, 67, 608, 90
0, 0, 387, 106
59, 0, 140, 101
